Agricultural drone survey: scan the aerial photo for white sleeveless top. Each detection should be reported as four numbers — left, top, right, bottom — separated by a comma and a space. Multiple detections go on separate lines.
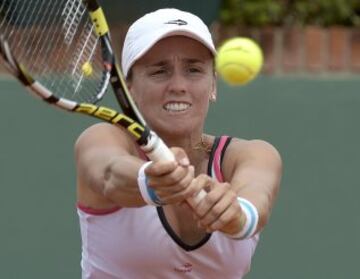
77, 136, 259, 279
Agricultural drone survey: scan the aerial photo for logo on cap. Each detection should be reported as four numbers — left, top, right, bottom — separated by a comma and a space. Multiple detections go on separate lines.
164, 19, 188, 26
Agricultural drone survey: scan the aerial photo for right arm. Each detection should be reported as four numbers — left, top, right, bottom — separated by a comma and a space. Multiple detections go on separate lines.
75, 123, 146, 207
75, 123, 200, 208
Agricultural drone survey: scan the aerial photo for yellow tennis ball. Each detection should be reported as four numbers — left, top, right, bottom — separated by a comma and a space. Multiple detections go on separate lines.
82, 61, 93, 76
216, 37, 263, 85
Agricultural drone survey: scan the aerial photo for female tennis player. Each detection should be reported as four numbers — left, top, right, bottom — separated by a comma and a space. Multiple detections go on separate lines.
75, 8, 282, 278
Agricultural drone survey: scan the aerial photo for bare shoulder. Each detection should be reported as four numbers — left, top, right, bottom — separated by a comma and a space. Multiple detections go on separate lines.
74, 122, 137, 158
223, 138, 282, 177
230, 138, 281, 160
76, 122, 127, 145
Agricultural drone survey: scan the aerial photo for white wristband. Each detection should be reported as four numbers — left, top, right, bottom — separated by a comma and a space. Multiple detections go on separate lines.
227, 197, 259, 240
137, 161, 163, 206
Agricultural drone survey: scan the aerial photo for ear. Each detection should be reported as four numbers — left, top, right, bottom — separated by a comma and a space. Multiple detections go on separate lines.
209, 92, 216, 102
125, 68, 134, 91
126, 80, 132, 91
125, 79, 139, 104
209, 72, 217, 102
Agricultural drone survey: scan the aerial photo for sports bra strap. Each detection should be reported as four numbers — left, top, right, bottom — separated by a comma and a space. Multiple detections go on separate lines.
208, 135, 233, 182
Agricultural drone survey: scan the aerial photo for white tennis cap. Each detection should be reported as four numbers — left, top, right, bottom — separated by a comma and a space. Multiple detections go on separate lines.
121, 8, 216, 78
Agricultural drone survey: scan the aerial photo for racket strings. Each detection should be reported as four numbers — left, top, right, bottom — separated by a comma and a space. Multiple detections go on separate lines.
63, 0, 86, 46
70, 22, 98, 96
25, 1, 57, 72
0, 0, 108, 104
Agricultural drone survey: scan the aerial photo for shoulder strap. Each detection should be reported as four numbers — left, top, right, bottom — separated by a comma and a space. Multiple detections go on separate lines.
207, 135, 232, 182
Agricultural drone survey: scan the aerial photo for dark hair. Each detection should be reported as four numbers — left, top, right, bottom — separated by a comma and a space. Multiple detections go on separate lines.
126, 69, 133, 82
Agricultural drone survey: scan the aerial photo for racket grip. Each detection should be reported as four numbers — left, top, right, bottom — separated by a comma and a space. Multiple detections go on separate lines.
141, 132, 175, 162
141, 132, 206, 208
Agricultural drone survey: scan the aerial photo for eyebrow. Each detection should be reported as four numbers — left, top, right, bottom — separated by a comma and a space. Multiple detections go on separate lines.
147, 58, 206, 68
185, 58, 206, 64
147, 61, 167, 68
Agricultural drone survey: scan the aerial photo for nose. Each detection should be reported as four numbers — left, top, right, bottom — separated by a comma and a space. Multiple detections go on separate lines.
167, 70, 187, 95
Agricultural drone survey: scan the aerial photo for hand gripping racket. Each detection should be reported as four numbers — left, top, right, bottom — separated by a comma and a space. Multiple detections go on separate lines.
0, 0, 206, 206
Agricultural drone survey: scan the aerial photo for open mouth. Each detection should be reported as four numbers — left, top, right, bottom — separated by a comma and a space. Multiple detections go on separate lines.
163, 102, 191, 112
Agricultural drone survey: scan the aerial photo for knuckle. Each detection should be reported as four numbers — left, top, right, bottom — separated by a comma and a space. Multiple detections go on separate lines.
223, 182, 232, 190
176, 181, 188, 192
182, 187, 196, 200
206, 194, 218, 204
166, 175, 179, 186
210, 210, 219, 220
217, 216, 227, 227
227, 189, 237, 200
172, 147, 187, 160
183, 173, 193, 187
197, 174, 209, 182
211, 204, 222, 215
166, 170, 183, 185
176, 177, 190, 191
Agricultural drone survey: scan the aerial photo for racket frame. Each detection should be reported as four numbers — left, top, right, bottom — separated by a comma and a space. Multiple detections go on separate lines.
0, 0, 206, 206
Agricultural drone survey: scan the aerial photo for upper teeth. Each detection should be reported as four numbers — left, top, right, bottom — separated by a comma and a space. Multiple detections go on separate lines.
164, 102, 190, 111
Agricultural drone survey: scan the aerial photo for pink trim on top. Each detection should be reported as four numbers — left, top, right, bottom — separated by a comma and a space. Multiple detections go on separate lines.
77, 203, 121, 215
213, 136, 229, 182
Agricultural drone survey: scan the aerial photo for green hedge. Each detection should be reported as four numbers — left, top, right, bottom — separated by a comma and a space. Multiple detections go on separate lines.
220, 0, 360, 27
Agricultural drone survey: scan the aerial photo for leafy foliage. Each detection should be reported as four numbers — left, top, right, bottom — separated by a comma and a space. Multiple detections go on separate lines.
220, 0, 360, 27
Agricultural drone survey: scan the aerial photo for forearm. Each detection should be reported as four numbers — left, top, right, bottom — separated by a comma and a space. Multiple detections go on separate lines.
232, 168, 280, 234
101, 155, 146, 207
76, 145, 148, 208
78, 147, 197, 208
225, 140, 282, 234
236, 177, 280, 232
75, 123, 149, 207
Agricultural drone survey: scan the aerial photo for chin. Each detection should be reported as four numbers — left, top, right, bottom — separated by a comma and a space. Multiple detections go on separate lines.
151, 121, 198, 138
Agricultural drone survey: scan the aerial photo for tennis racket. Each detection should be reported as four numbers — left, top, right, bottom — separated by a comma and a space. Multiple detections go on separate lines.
0, 0, 205, 206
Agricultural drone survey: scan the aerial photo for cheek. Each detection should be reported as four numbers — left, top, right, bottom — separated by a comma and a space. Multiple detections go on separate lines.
194, 81, 213, 103
129, 83, 163, 112
129, 79, 150, 102
193, 91, 211, 117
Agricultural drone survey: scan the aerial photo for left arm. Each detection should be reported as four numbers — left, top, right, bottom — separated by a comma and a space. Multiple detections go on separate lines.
192, 138, 282, 236
224, 139, 282, 233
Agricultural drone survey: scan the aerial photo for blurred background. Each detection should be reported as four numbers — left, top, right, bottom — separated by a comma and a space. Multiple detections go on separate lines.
1, 0, 360, 278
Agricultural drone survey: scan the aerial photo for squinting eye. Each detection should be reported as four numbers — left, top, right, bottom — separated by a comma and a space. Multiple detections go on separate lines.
188, 67, 201, 73
151, 69, 167, 76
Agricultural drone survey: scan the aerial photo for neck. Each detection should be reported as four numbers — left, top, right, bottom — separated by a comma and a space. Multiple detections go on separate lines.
158, 132, 213, 174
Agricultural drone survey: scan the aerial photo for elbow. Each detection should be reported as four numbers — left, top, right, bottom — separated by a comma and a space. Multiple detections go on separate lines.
102, 162, 116, 199
101, 160, 123, 202
101, 160, 145, 208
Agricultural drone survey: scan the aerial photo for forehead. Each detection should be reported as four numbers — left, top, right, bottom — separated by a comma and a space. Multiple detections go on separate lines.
136, 36, 214, 65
